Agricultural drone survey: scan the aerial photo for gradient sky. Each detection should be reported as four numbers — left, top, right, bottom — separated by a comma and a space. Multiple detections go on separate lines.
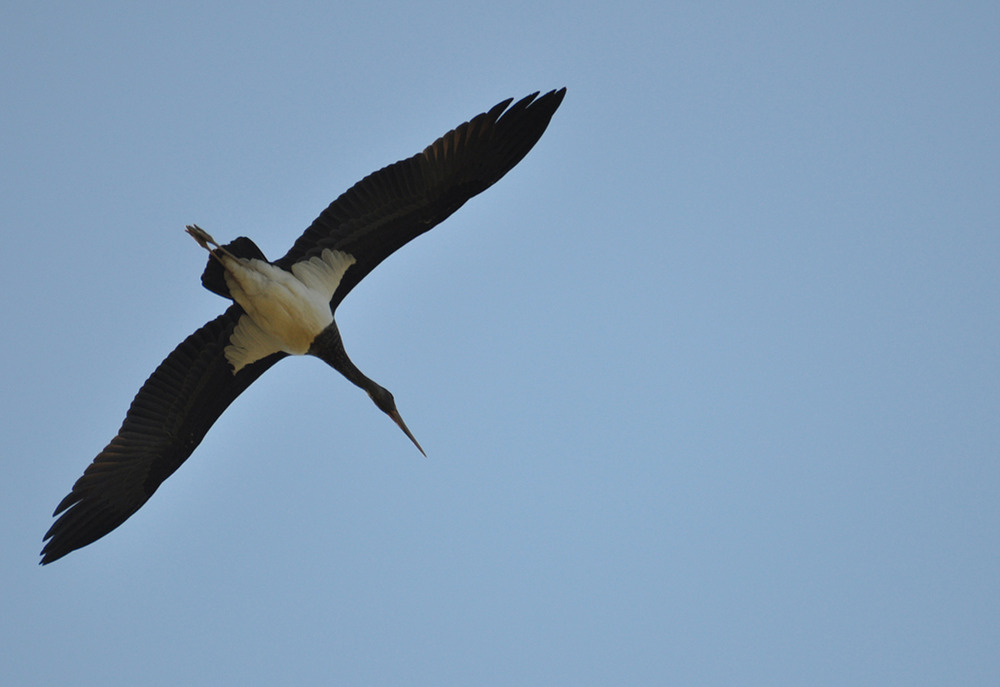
3, 2, 998, 685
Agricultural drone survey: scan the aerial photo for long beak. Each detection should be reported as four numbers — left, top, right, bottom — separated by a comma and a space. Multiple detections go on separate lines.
389, 408, 426, 457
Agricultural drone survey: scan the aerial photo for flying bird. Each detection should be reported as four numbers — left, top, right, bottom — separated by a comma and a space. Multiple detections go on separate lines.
41, 88, 565, 564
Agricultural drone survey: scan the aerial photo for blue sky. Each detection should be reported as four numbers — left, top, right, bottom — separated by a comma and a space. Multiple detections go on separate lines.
3, 2, 998, 684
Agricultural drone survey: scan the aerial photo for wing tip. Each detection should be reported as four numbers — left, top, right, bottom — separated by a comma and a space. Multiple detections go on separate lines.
40, 496, 140, 565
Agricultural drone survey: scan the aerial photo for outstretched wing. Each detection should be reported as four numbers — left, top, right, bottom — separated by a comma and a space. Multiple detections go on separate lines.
276, 88, 566, 308
41, 306, 286, 564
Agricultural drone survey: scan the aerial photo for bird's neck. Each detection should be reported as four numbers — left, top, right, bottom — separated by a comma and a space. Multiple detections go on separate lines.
309, 322, 375, 393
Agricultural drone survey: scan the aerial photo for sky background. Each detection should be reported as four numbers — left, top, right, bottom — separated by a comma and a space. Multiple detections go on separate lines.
2, 2, 998, 685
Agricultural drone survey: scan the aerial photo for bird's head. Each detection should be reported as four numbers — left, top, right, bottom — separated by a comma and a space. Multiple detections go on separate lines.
367, 385, 425, 456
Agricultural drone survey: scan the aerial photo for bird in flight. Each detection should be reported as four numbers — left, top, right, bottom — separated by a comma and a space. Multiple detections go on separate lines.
41, 88, 566, 564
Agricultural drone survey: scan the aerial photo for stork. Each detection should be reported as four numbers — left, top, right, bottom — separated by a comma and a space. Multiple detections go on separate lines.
41, 89, 565, 564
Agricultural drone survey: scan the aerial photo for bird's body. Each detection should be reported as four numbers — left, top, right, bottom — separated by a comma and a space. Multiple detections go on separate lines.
187, 226, 355, 369
41, 89, 565, 564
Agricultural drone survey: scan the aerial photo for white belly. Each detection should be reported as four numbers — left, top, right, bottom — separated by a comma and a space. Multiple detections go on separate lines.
221, 249, 356, 372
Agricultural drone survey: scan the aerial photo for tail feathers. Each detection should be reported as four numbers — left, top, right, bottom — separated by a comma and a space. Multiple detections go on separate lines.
200, 236, 269, 299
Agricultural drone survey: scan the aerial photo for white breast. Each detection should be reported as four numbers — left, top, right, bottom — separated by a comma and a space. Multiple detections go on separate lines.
222, 249, 356, 372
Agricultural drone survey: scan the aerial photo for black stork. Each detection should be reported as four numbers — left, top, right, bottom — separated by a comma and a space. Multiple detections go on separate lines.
41, 88, 565, 564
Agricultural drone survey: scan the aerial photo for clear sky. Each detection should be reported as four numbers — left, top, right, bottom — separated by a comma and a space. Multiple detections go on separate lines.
3, 2, 998, 685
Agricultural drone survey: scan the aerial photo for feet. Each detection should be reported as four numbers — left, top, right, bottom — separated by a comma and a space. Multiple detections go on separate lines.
185, 224, 220, 251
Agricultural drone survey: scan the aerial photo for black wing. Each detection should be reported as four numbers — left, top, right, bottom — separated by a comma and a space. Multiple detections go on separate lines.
41, 307, 286, 564
276, 88, 566, 308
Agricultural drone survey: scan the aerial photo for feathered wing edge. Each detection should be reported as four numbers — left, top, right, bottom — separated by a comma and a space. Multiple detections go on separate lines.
41, 307, 286, 564
276, 88, 566, 307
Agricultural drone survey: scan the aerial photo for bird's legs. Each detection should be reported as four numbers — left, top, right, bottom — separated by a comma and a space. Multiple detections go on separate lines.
185, 224, 238, 264
185, 224, 219, 249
